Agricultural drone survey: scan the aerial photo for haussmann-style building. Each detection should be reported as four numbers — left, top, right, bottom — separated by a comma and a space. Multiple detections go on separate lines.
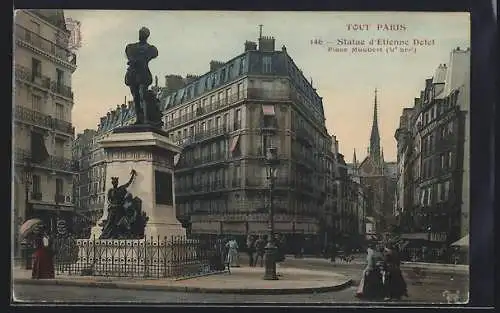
13, 9, 78, 254
158, 35, 339, 249
394, 47, 470, 249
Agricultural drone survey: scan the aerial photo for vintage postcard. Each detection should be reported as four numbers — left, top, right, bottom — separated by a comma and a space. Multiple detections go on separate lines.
12, 10, 470, 305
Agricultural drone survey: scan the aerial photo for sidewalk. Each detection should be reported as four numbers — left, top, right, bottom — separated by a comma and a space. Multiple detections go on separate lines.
12, 266, 352, 295
284, 255, 469, 273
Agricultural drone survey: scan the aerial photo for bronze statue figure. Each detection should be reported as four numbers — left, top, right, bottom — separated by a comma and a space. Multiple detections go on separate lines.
100, 170, 149, 239
125, 27, 159, 125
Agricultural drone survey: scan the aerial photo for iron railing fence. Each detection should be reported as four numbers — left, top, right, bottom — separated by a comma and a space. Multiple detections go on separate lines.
53, 236, 227, 279
399, 246, 466, 264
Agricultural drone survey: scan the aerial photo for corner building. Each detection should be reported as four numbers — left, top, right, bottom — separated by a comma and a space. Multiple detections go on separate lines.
13, 10, 77, 252
161, 37, 335, 247
394, 47, 470, 245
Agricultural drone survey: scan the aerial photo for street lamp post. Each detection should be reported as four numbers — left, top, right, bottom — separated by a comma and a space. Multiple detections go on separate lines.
21, 158, 33, 269
263, 147, 279, 280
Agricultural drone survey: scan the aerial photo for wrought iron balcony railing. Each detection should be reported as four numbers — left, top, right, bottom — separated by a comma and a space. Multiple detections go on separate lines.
176, 153, 228, 168
15, 148, 78, 173
14, 25, 77, 66
175, 126, 229, 148
14, 105, 75, 135
166, 93, 248, 129
15, 64, 74, 99
175, 180, 229, 195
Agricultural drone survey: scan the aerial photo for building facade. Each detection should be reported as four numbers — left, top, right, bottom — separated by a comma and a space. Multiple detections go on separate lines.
159, 36, 337, 248
350, 90, 397, 233
13, 9, 78, 251
394, 47, 470, 245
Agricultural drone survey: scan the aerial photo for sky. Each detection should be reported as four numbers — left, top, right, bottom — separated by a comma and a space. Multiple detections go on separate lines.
65, 11, 470, 163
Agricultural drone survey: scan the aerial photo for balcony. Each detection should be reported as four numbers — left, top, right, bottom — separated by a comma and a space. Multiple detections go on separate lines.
14, 24, 77, 66
15, 148, 78, 173
14, 105, 75, 136
166, 94, 248, 129
15, 65, 74, 99
295, 127, 314, 146
247, 88, 290, 101
175, 126, 229, 148
176, 153, 228, 169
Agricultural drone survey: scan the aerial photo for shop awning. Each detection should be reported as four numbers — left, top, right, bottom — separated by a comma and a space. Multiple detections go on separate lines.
451, 234, 469, 247
400, 233, 429, 240
262, 105, 276, 116
229, 135, 240, 153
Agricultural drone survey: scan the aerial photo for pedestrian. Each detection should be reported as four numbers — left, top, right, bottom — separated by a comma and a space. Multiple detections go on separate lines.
225, 237, 240, 268
329, 242, 337, 264
246, 235, 256, 267
355, 242, 385, 300
382, 242, 408, 300
254, 235, 266, 267
31, 229, 55, 279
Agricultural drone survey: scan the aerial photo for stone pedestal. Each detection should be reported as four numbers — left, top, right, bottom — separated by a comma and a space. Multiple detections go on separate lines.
90, 125, 186, 240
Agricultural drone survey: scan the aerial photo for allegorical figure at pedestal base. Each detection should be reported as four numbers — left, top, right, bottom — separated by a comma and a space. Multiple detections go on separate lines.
99, 169, 149, 239
125, 27, 163, 128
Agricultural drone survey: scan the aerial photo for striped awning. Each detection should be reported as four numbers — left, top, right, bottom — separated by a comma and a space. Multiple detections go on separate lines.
229, 135, 240, 153
262, 105, 275, 116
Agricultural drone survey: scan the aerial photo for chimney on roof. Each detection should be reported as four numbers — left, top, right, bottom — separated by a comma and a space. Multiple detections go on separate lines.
164, 74, 185, 92
185, 74, 199, 84
281, 45, 287, 52
127, 100, 134, 111
209, 60, 224, 71
244, 41, 258, 52
258, 36, 275, 52
414, 98, 419, 106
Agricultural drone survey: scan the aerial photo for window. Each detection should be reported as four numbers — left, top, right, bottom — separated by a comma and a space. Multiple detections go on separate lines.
56, 178, 64, 196
32, 94, 42, 112
215, 116, 221, 129
262, 56, 272, 73
32, 175, 41, 194
55, 138, 65, 157
31, 21, 40, 34
201, 122, 206, 133
31, 58, 41, 78
443, 181, 450, 201
234, 109, 241, 130
56, 103, 64, 120
189, 126, 195, 136
207, 119, 213, 130
56, 69, 64, 87
218, 91, 224, 105
440, 154, 446, 169
210, 95, 215, 106
223, 113, 229, 130
226, 88, 232, 102
239, 58, 246, 75
262, 134, 274, 155
448, 151, 453, 168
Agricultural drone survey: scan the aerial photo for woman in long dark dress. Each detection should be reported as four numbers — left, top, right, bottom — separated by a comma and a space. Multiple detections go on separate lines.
31, 233, 55, 279
383, 243, 408, 300
355, 243, 385, 300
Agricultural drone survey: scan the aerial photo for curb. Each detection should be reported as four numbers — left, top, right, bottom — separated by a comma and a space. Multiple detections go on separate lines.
13, 277, 353, 295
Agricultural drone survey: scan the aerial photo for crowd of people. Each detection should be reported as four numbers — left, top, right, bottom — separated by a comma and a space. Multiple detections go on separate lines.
355, 241, 409, 301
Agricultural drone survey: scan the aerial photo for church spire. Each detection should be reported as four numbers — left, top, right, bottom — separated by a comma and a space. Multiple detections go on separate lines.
353, 148, 357, 166
369, 88, 381, 162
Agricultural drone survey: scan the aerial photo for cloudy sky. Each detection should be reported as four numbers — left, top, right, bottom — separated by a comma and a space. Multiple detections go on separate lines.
65, 11, 469, 163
